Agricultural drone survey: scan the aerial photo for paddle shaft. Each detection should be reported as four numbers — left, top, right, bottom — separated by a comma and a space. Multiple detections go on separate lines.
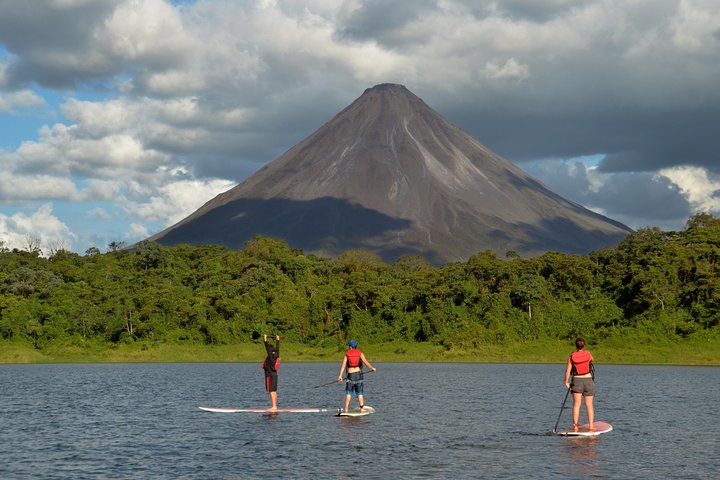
553, 383, 572, 433
312, 368, 376, 388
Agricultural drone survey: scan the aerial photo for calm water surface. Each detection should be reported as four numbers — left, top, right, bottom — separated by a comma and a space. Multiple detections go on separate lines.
0, 362, 717, 479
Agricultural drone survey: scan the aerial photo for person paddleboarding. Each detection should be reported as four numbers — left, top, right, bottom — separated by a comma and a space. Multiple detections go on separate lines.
337, 340, 376, 413
564, 337, 595, 431
262, 334, 281, 410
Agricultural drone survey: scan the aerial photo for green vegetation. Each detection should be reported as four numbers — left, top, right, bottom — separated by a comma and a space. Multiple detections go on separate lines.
1, 213, 720, 365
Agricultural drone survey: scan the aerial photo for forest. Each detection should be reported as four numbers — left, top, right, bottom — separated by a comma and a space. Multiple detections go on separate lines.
1, 213, 719, 363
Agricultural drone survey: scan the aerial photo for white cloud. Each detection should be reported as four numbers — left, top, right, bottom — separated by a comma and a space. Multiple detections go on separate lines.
671, 0, 720, 51
87, 206, 111, 220
0, 203, 77, 254
101, 0, 191, 63
0, 89, 45, 113
659, 165, 720, 213
122, 177, 235, 226
127, 222, 149, 239
484, 58, 529, 81
0, 168, 79, 201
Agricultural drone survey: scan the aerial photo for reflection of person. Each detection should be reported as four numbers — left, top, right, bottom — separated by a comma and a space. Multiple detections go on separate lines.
337, 340, 376, 412
564, 337, 595, 431
262, 335, 280, 410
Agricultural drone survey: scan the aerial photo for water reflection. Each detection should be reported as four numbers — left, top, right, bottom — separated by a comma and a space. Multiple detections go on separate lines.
560, 437, 606, 478
1, 363, 718, 479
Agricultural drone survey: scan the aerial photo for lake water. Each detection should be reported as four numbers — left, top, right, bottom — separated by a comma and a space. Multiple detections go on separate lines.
0, 362, 717, 479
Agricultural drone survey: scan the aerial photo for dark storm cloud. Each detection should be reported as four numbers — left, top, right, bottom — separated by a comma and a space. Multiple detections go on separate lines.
429, 45, 720, 178
338, 0, 436, 45
457, 0, 587, 22
523, 160, 692, 229
0, 0, 188, 90
588, 173, 691, 220
0, 0, 117, 88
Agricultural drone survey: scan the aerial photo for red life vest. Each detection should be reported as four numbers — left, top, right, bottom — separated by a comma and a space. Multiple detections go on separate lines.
570, 350, 592, 375
346, 349, 362, 368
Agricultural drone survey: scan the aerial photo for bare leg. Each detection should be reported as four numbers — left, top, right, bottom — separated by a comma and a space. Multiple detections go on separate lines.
358, 394, 365, 409
269, 391, 278, 410
584, 395, 595, 429
572, 392, 582, 429
344, 394, 351, 412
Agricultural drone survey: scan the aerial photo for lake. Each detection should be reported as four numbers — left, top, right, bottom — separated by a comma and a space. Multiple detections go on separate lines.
0, 362, 717, 479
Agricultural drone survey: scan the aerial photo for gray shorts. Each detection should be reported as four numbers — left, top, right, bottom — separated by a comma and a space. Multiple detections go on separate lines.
571, 377, 596, 396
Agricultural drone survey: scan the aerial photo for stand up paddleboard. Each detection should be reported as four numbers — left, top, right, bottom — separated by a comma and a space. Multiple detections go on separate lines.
556, 421, 613, 437
199, 406, 329, 413
336, 406, 375, 417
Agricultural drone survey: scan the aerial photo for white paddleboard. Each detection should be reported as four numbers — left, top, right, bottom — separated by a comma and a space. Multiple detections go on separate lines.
199, 406, 329, 413
556, 421, 613, 436
336, 406, 375, 417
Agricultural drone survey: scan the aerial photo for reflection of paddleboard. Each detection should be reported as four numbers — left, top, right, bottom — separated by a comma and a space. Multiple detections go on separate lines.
336, 406, 375, 417
556, 421, 613, 436
199, 406, 329, 413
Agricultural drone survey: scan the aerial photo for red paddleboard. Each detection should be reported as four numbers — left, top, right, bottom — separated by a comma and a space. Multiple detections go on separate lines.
199, 406, 329, 413
556, 421, 613, 436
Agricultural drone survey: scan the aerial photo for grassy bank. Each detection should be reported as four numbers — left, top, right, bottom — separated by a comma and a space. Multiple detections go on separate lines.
2, 337, 719, 365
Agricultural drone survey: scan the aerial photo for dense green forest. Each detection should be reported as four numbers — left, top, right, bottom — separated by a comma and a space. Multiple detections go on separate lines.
1, 213, 719, 363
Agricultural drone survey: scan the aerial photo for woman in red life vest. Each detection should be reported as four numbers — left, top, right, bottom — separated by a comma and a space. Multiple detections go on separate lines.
337, 340, 376, 412
564, 337, 595, 431
262, 334, 280, 410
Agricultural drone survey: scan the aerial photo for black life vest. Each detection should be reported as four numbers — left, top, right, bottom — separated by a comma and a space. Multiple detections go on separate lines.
262, 356, 280, 373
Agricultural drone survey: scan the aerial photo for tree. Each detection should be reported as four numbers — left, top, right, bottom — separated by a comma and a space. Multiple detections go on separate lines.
107, 241, 126, 252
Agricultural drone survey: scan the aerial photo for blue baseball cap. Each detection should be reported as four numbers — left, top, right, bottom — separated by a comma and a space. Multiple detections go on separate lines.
348, 340, 358, 347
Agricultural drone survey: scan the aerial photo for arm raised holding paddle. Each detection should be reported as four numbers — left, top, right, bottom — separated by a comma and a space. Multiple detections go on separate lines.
262, 335, 280, 411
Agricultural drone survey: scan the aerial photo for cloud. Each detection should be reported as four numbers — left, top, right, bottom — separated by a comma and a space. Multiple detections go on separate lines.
0, 89, 45, 113
128, 222, 149, 239
660, 166, 720, 214
0, 203, 77, 254
0, 167, 79, 202
484, 58, 529, 81
0, 0, 719, 251
523, 157, 694, 230
87, 206, 112, 220
120, 174, 235, 226
0, 0, 189, 88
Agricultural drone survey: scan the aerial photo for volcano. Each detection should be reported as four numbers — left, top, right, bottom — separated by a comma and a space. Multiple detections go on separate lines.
147, 83, 631, 264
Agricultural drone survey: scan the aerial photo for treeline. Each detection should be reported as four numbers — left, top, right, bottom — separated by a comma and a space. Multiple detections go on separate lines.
1, 213, 719, 351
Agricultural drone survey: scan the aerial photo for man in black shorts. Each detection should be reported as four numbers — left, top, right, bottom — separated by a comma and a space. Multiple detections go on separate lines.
262, 335, 280, 410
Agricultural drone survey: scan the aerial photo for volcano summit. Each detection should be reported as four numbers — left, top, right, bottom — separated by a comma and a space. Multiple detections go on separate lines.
148, 84, 631, 264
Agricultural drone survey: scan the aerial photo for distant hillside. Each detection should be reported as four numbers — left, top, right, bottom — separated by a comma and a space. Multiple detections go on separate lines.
148, 83, 631, 264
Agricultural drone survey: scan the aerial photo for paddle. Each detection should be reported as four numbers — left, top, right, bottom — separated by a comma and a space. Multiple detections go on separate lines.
312, 369, 376, 388
553, 381, 572, 434
313, 378, 341, 389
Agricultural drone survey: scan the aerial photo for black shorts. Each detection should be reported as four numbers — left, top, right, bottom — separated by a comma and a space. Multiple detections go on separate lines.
265, 372, 278, 393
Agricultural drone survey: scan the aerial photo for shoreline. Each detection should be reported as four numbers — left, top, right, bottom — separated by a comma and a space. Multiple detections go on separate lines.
2, 339, 718, 366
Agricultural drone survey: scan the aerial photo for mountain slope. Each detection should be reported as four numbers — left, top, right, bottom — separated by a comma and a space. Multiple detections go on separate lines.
148, 83, 631, 264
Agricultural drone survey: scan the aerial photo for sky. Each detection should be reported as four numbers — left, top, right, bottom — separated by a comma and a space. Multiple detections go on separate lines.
1, 0, 719, 255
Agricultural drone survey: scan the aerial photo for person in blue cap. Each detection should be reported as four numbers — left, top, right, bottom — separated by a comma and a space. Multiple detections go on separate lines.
337, 340, 376, 412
